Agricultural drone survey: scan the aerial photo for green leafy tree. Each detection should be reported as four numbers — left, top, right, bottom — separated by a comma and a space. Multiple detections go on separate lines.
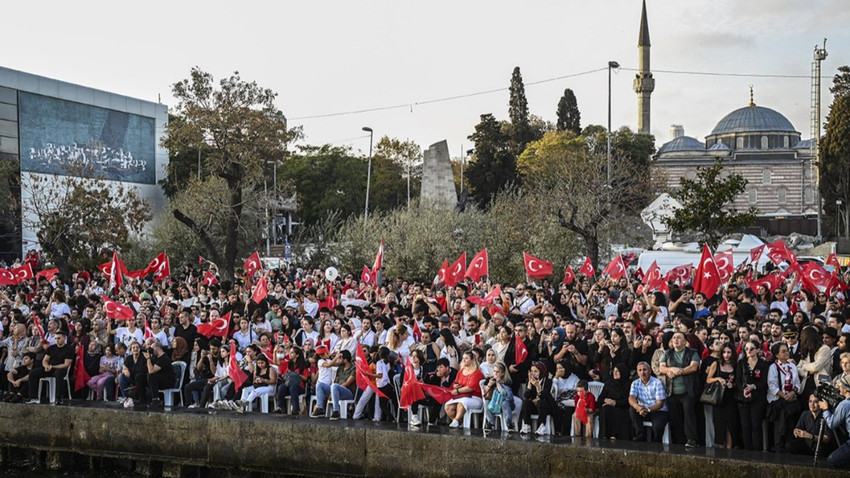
663, 158, 758, 247
508, 66, 533, 155
830, 65, 850, 97
820, 89, 850, 238
22, 166, 151, 275
556, 88, 581, 134
466, 114, 516, 206
519, 130, 651, 267
373, 136, 422, 208
0, 155, 21, 259
161, 68, 300, 279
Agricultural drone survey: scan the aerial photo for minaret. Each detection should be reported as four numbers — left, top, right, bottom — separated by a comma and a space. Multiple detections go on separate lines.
634, 0, 655, 135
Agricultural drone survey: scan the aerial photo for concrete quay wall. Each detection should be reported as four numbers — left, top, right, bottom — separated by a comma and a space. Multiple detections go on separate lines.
0, 403, 842, 478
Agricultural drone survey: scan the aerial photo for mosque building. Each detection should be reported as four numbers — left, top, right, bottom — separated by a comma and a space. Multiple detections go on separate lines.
636, 1, 818, 238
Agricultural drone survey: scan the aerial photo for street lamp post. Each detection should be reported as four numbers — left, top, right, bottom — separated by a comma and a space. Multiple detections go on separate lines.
607, 61, 620, 186
363, 127, 374, 222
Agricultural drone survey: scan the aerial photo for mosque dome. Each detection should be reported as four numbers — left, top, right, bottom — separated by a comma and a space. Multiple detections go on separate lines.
710, 105, 797, 135
657, 135, 705, 154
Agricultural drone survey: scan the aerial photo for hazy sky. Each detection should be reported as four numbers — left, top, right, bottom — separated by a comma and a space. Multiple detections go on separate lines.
4, 1, 849, 158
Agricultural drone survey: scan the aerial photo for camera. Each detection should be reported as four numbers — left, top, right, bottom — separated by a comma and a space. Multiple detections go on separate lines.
815, 381, 845, 410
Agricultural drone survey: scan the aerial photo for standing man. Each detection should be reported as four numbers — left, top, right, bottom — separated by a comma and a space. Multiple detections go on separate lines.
659, 331, 701, 448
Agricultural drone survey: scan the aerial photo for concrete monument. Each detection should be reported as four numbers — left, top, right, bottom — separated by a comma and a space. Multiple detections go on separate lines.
420, 140, 457, 208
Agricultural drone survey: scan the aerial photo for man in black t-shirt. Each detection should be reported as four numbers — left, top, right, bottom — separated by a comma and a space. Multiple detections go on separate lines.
143, 340, 175, 404
27, 330, 74, 403
7, 352, 36, 401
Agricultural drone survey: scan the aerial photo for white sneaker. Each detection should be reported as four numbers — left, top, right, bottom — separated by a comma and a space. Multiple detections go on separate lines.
409, 414, 421, 427
449, 419, 460, 428
116, 397, 126, 404
520, 424, 531, 434
26, 399, 40, 405
123, 399, 134, 409
188, 403, 199, 409
536, 424, 549, 436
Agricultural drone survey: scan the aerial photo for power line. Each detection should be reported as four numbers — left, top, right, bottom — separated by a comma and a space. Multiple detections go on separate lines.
290, 66, 814, 121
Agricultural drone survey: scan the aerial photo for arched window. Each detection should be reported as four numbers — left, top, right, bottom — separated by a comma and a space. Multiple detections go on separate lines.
777, 187, 787, 205
804, 187, 815, 205
762, 169, 771, 185
736, 137, 745, 149
783, 136, 790, 148
761, 136, 769, 149
748, 189, 758, 204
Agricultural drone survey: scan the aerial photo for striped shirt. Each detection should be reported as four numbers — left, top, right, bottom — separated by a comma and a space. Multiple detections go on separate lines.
629, 376, 668, 412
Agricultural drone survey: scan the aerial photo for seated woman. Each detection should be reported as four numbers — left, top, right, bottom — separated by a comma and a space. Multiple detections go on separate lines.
199, 344, 232, 407
520, 361, 555, 435
552, 361, 579, 435
239, 353, 277, 411
596, 363, 632, 439
275, 345, 310, 415
119, 342, 147, 403
444, 351, 485, 428
87, 344, 119, 400
482, 362, 515, 432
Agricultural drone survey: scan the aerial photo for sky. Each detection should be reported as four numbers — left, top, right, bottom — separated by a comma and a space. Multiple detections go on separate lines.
4, 0, 850, 159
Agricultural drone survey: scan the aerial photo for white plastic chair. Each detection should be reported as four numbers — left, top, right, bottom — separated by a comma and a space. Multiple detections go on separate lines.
642, 420, 671, 444
38, 367, 72, 404
462, 401, 484, 429
246, 389, 275, 413
160, 361, 187, 407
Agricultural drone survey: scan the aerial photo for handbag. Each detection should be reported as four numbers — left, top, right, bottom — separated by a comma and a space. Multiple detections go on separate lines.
487, 388, 503, 415
699, 381, 724, 405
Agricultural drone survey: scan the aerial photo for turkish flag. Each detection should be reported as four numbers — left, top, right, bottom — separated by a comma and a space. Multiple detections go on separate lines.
693, 244, 722, 297
10, 264, 33, 284
466, 249, 489, 281
713, 250, 735, 282
125, 269, 148, 280
144, 251, 170, 281
826, 253, 841, 270
642, 261, 661, 285
718, 298, 729, 316
199, 256, 205, 266
372, 240, 384, 275
361, 265, 373, 285
602, 256, 628, 279
228, 340, 249, 392
444, 252, 467, 287
411, 319, 422, 342
563, 266, 575, 285
767, 240, 797, 266
101, 250, 124, 293
0, 269, 16, 286
203, 270, 219, 286
750, 244, 766, 264
800, 262, 833, 293
748, 273, 784, 294
399, 356, 425, 410
419, 383, 456, 405
73, 345, 90, 393
102, 296, 135, 320
575, 389, 596, 425
578, 257, 595, 277
198, 312, 232, 338
251, 276, 269, 304
356, 344, 387, 398
467, 285, 502, 307
144, 319, 153, 340
33, 318, 47, 345
243, 251, 262, 278
515, 333, 529, 364
434, 259, 449, 286
35, 268, 59, 281
523, 252, 553, 279
632, 267, 644, 282
665, 264, 693, 286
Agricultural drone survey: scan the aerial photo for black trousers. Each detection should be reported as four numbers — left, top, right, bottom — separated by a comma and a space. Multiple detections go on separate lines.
521, 399, 555, 427
630, 408, 669, 442
27, 367, 67, 401
738, 399, 767, 451
668, 393, 698, 444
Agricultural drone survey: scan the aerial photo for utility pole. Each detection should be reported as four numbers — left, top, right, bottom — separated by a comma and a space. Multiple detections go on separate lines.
812, 39, 827, 240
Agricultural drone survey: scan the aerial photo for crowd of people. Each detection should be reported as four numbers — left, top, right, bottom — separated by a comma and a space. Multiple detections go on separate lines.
1, 250, 850, 468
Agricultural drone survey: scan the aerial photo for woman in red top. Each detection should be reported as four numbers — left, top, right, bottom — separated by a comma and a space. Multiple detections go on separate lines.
444, 351, 485, 428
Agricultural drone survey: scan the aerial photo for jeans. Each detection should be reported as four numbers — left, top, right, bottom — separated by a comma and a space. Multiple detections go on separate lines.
484, 386, 515, 428
315, 381, 332, 411
827, 436, 850, 467
276, 381, 305, 412
330, 384, 355, 412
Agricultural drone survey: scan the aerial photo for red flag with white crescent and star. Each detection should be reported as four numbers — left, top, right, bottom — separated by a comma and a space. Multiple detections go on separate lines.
361, 266, 373, 285
578, 257, 595, 277
693, 244, 722, 297
523, 252, 553, 279
665, 264, 693, 287
563, 266, 575, 285
144, 251, 170, 282
445, 252, 467, 287
515, 333, 529, 364
102, 296, 135, 321
602, 256, 627, 279
243, 251, 262, 279
466, 249, 489, 282
228, 340, 249, 392
399, 356, 425, 410
10, 264, 33, 284
198, 312, 232, 338
203, 270, 219, 286
642, 261, 661, 285
713, 250, 735, 282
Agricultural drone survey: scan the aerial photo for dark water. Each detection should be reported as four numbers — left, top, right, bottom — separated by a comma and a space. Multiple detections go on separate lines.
0, 458, 141, 478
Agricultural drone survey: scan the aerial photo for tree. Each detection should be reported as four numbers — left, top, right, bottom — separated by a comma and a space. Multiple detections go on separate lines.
0, 155, 21, 260
663, 158, 758, 247
508, 67, 533, 155
556, 88, 581, 134
373, 137, 422, 208
519, 130, 651, 266
466, 114, 516, 206
830, 65, 850, 97
161, 68, 300, 279
22, 166, 151, 275
820, 91, 850, 238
